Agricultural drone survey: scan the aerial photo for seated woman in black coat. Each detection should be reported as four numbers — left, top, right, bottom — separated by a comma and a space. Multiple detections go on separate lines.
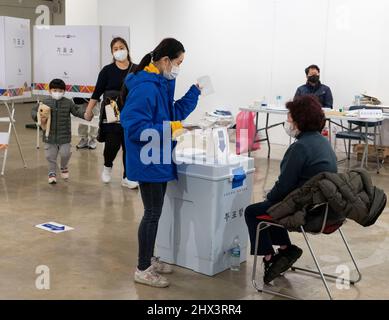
245, 95, 337, 284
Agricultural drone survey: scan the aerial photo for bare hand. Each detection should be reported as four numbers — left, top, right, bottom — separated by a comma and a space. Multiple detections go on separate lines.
196, 83, 203, 92
84, 111, 93, 121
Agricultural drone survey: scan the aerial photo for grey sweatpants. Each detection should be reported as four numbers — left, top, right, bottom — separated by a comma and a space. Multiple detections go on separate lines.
78, 124, 98, 139
78, 104, 100, 139
44, 143, 72, 175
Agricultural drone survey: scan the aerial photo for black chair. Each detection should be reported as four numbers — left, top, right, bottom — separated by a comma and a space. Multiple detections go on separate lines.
335, 106, 383, 173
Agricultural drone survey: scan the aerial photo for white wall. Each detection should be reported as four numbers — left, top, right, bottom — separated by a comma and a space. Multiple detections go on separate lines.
97, 0, 156, 63
155, 0, 274, 121
65, 0, 98, 25
325, 0, 386, 106
65, 0, 155, 63
155, 0, 389, 145
65, 0, 389, 145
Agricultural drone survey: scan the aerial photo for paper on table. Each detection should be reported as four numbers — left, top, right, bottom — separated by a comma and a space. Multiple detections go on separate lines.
197, 75, 215, 96
181, 120, 201, 130
263, 104, 287, 111
183, 125, 201, 130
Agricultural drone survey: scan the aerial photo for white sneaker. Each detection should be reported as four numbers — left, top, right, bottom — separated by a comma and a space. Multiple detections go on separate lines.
88, 138, 97, 150
121, 178, 139, 189
101, 166, 112, 183
151, 257, 173, 274
60, 168, 69, 180
134, 265, 170, 288
76, 138, 89, 149
48, 174, 57, 184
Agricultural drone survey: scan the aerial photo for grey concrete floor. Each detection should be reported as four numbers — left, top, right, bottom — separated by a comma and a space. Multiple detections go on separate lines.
0, 102, 388, 300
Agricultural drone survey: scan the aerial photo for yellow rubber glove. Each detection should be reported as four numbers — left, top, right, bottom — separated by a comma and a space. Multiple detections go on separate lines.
170, 121, 184, 140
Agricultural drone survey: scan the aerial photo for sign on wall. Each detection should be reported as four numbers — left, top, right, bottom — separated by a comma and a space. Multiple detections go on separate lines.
33, 25, 100, 98
0, 16, 32, 101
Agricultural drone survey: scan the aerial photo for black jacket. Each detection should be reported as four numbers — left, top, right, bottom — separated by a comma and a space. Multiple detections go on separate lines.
295, 82, 333, 109
267, 169, 387, 233
267, 131, 337, 203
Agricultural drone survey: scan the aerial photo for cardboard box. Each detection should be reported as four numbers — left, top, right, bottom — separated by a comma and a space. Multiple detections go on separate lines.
353, 144, 389, 162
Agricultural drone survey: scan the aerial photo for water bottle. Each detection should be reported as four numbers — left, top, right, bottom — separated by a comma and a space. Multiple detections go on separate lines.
276, 95, 282, 108
230, 236, 241, 271
261, 96, 267, 107
354, 95, 361, 106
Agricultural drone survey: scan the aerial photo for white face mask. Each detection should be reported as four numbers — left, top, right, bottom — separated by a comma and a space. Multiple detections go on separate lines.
163, 60, 180, 80
284, 121, 299, 138
113, 49, 128, 62
51, 92, 64, 100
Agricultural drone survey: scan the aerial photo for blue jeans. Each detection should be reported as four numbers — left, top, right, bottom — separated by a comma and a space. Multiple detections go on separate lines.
245, 200, 291, 256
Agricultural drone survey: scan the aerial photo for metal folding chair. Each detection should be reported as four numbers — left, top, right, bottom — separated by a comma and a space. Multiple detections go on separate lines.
251, 210, 362, 300
335, 106, 383, 174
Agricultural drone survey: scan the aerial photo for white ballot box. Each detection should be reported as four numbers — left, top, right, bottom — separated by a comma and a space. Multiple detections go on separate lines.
156, 152, 254, 276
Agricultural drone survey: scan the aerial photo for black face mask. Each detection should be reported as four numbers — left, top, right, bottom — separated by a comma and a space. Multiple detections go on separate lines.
308, 75, 320, 84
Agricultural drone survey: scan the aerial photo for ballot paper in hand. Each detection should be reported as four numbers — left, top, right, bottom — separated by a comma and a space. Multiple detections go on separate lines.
197, 75, 215, 96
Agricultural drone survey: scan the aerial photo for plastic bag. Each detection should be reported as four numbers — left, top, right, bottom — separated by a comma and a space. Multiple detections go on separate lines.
105, 99, 120, 123
235, 111, 260, 155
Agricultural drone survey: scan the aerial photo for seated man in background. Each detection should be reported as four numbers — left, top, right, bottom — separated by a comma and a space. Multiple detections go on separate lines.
294, 64, 333, 109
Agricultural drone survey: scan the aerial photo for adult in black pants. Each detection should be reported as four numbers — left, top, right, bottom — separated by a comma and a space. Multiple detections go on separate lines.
84, 37, 138, 189
121, 38, 201, 288
245, 95, 337, 284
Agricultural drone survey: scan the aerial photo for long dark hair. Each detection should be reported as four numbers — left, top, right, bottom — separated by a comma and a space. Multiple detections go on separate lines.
111, 37, 132, 64
135, 38, 185, 74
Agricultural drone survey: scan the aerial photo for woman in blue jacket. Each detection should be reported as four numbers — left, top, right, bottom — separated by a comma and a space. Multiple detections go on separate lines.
121, 38, 201, 288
